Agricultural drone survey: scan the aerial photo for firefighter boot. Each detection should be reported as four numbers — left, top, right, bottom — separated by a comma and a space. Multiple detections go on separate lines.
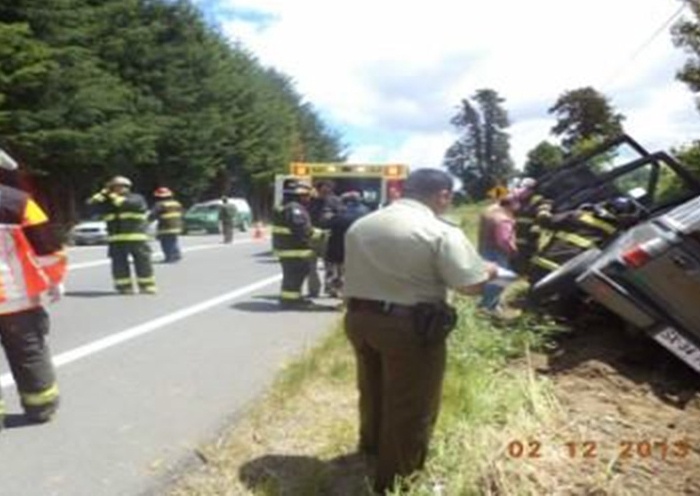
22, 387, 60, 424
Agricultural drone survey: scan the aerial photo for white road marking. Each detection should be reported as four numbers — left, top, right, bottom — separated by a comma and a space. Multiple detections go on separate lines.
68, 239, 260, 270
0, 274, 282, 387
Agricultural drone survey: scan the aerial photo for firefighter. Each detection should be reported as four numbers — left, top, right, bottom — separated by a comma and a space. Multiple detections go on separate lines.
0, 148, 66, 427
151, 187, 183, 263
88, 176, 157, 294
271, 180, 324, 308
528, 199, 627, 287
511, 178, 553, 275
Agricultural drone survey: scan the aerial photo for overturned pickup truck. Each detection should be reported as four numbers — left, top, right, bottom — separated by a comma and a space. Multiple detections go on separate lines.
536, 195, 700, 374
526, 135, 700, 375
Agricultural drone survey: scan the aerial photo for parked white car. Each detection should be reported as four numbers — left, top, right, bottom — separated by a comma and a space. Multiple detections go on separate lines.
69, 219, 109, 245
69, 219, 157, 245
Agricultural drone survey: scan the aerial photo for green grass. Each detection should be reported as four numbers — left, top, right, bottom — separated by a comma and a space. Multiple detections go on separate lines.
392, 298, 562, 495
168, 204, 566, 496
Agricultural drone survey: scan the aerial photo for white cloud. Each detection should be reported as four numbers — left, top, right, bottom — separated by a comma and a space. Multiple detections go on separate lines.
199, 0, 700, 168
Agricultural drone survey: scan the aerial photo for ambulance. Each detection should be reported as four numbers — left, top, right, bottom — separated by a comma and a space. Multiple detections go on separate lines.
274, 162, 410, 210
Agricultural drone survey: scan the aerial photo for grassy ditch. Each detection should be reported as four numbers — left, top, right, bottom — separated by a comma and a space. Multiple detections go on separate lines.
167, 205, 566, 495
166, 304, 564, 495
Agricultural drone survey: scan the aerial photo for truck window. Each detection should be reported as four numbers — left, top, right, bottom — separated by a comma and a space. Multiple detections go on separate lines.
607, 156, 698, 212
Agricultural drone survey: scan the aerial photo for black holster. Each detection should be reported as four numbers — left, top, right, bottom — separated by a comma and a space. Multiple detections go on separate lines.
412, 301, 458, 346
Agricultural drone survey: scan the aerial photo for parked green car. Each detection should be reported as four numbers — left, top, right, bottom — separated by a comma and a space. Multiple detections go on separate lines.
182, 198, 252, 234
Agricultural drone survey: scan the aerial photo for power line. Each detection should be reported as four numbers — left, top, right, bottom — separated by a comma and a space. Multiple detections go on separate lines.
602, 2, 688, 89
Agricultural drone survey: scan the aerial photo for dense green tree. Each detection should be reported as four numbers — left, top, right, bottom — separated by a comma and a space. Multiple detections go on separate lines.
443, 89, 513, 199
523, 141, 565, 179
673, 141, 700, 178
673, 1, 700, 109
0, 0, 343, 224
549, 86, 625, 152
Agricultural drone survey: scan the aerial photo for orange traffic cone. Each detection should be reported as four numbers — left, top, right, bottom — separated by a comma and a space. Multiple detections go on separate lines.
252, 222, 265, 240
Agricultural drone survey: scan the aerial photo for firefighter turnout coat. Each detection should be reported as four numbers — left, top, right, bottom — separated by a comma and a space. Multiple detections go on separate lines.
152, 198, 183, 236
529, 206, 619, 285
513, 193, 551, 274
0, 185, 66, 314
272, 201, 323, 303
88, 188, 156, 293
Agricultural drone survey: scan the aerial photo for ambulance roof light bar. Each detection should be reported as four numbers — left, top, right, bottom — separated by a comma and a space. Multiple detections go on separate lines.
289, 162, 408, 178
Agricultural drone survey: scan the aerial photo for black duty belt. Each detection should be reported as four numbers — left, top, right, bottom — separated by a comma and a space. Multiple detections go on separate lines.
347, 298, 415, 317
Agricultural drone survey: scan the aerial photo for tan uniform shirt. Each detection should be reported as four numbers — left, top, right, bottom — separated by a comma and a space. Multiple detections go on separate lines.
344, 198, 488, 305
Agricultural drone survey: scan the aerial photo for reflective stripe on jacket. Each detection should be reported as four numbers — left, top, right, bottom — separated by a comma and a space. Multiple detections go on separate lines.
530, 208, 618, 278
88, 190, 149, 242
153, 199, 183, 235
0, 186, 67, 314
271, 203, 316, 259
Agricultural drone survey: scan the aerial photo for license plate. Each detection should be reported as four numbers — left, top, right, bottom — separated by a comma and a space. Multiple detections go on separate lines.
653, 327, 700, 373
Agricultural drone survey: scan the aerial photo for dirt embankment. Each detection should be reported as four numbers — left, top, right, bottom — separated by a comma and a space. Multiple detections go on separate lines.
497, 318, 700, 496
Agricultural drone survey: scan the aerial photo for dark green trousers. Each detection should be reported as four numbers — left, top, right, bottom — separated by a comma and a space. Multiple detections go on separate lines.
279, 258, 311, 303
345, 308, 446, 493
222, 223, 234, 244
109, 241, 155, 292
0, 307, 59, 422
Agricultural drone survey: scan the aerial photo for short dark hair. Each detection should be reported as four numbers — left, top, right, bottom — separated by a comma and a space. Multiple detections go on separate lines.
403, 169, 453, 200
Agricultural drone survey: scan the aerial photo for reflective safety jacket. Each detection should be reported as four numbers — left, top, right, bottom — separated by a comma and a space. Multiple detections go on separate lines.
0, 185, 67, 314
513, 193, 551, 271
151, 199, 183, 235
529, 207, 618, 282
271, 202, 322, 259
88, 189, 149, 242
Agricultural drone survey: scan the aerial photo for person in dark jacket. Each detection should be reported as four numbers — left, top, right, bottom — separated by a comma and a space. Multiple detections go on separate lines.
271, 181, 325, 308
88, 176, 156, 294
307, 180, 342, 296
150, 187, 183, 263
324, 191, 371, 297
218, 196, 237, 244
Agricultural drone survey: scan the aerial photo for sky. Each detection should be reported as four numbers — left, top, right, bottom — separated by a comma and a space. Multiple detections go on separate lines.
192, 0, 700, 170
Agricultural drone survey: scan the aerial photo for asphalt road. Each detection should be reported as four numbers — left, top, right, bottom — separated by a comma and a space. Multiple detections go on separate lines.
0, 233, 341, 496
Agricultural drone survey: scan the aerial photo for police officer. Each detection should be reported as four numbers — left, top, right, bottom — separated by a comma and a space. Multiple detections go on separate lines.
151, 187, 184, 263
343, 169, 496, 493
88, 176, 157, 294
0, 148, 66, 427
271, 180, 324, 308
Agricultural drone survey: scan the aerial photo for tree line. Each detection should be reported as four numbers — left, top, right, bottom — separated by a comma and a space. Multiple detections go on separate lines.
0, 0, 345, 225
445, 0, 700, 200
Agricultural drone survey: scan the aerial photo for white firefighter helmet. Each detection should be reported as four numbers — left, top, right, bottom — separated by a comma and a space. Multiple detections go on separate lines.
107, 175, 133, 188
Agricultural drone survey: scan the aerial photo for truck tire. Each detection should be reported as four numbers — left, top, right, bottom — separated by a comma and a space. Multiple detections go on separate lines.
530, 248, 602, 300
